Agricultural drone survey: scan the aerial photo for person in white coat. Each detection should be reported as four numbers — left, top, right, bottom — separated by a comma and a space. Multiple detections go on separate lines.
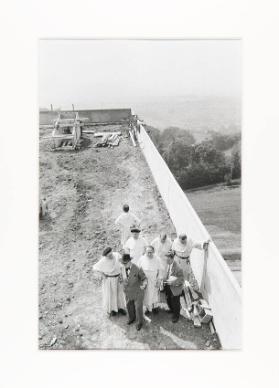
93, 247, 126, 317
124, 227, 147, 265
151, 233, 172, 278
115, 204, 140, 246
171, 233, 209, 290
138, 245, 162, 314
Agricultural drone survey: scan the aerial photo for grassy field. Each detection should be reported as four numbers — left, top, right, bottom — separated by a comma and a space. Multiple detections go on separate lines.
186, 185, 241, 284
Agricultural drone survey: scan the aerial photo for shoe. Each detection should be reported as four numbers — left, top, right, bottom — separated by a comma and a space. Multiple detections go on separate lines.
172, 316, 180, 323
136, 323, 143, 331
152, 307, 159, 314
145, 310, 151, 316
127, 319, 135, 325
110, 311, 117, 316
118, 309, 127, 316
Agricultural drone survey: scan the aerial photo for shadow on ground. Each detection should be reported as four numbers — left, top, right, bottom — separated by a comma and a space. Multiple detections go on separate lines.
104, 307, 216, 350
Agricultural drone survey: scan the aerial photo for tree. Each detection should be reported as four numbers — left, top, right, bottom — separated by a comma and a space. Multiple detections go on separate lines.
232, 149, 241, 179
147, 124, 233, 189
208, 131, 241, 151
159, 127, 195, 153
162, 140, 193, 171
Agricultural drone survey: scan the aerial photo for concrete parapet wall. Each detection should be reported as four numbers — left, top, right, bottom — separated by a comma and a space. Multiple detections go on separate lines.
138, 125, 241, 349
40, 109, 132, 125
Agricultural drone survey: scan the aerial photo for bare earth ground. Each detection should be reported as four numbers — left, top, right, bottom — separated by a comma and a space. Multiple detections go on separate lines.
39, 125, 218, 350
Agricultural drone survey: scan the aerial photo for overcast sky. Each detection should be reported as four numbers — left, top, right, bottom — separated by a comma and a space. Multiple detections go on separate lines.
39, 39, 241, 110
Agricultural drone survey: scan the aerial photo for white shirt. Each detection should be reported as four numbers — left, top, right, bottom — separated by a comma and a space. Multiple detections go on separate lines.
93, 252, 121, 275
124, 236, 147, 264
115, 212, 140, 229
171, 237, 203, 258
138, 254, 161, 274
151, 237, 172, 259
115, 212, 140, 245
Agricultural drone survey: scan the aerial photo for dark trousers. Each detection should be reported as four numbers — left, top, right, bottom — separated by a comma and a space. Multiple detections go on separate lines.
165, 285, 181, 319
127, 295, 144, 325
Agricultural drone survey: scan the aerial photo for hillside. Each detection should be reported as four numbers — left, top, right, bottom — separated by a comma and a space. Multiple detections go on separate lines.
132, 95, 241, 133
186, 185, 241, 285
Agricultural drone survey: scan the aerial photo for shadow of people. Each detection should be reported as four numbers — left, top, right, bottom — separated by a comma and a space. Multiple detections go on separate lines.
111, 306, 213, 350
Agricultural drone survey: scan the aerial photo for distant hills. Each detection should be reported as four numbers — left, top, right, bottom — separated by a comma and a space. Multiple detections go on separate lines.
132, 95, 241, 135
40, 95, 241, 137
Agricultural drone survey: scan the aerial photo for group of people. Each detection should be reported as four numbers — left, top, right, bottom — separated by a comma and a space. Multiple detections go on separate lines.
93, 204, 209, 331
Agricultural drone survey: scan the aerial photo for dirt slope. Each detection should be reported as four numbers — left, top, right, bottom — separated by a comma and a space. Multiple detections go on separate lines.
39, 126, 218, 350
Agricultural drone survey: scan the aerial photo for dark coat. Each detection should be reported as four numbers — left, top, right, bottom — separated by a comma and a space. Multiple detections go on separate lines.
123, 263, 147, 301
167, 261, 184, 296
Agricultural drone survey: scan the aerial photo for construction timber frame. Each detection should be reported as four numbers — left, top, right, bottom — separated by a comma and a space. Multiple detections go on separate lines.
51, 112, 87, 150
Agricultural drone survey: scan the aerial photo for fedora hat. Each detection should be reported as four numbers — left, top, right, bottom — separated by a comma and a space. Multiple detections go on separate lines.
130, 227, 141, 233
120, 253, 132, 264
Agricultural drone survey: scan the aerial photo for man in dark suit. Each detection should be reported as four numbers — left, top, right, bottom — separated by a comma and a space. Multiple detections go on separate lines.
163, 250, 185, 323
120, 253, 147, 331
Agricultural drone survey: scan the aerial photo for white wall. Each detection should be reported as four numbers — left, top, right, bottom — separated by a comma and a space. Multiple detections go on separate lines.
137, 125, 241, 349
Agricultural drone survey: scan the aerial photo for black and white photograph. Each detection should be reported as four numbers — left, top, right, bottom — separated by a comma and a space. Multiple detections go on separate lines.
3, 0, 279, 387
39, 39, 241, 350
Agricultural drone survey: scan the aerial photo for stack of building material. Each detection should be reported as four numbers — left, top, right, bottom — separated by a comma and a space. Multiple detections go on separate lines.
182, 281, 213, 327
197, 299, 214, 324
94, 133, 110, 147
107, 133, 120, 146
94, 132, 122, 148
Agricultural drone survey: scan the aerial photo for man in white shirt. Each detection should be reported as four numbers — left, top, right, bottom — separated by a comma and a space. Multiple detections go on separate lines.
124, 227, 147, 265
171, 233, 209, 289
115, 204, 140, 246
151, 232, 172, 277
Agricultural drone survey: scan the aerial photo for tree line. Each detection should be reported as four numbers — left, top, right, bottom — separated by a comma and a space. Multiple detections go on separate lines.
146, 126, 241, 190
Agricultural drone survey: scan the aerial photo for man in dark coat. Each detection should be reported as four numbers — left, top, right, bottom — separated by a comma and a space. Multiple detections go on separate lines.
163, 250, 185, 323
120, 253, 147, 331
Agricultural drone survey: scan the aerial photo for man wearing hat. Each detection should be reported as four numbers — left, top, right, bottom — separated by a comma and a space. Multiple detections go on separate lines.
163, 250, 185, 323
120, 253, 147, 331
123, 227, 147, 265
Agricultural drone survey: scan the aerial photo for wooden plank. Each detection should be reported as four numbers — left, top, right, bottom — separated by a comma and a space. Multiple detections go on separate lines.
52, 146, 76, 151
181, 307, 191, 320
193, 316, 201, 327
183, 287, 192, 309
200, 310, 213, 324
192, 305, 201, 327
209, 321, 216, 334
86, 121, 127, 126
50, 135, 74, 140
188, 285, 200, 301
108, 138, 120, 147
180, 296, 192, 320
129, 130, 137, 147
199, 299, 210, 309
94, 132, 121, 137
